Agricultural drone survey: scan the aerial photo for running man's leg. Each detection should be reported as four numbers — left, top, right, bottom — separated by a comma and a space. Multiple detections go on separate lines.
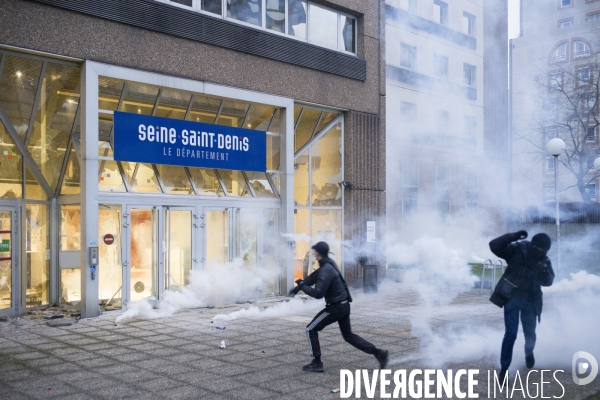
306, 307, 341, 360
337, 304, 378, 355
500, 297, 521, 368
520, 302, 537, 358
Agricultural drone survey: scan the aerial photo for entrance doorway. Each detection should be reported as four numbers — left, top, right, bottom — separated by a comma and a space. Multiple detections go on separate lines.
123, 206, 195, 306
0, 208, 16, 316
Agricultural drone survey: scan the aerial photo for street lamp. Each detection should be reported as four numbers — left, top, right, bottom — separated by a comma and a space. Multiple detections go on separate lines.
546, 138, 566, 272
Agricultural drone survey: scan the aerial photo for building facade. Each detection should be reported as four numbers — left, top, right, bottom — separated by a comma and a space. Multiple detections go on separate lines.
0, 0, 385, 318
511, 0, 600, 206
385, 0, 509, 228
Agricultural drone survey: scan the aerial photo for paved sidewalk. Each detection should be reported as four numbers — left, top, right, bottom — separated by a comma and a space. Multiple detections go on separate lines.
0, 285, 599, 400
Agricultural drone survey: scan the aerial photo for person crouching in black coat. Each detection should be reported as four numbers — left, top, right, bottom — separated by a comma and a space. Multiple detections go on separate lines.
289, 241, 389, 373
489, 231, 555, 381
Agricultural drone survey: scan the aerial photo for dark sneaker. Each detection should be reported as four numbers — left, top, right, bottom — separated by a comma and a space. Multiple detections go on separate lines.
526, 354, 535, 369
303, 360, 324, 373
375, 350, 389, 369
499, 368, 508, 382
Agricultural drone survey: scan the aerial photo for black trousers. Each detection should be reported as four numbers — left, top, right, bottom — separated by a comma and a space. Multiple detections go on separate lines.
306, 302, 378, 359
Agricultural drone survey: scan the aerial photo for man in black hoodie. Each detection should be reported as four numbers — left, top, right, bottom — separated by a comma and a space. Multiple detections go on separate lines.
489, 231, 555, 380
289, 241, 388, 372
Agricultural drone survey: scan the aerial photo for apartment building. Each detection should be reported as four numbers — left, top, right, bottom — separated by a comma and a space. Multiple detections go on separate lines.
512, 0, 600, 205
385, 0, 509, 224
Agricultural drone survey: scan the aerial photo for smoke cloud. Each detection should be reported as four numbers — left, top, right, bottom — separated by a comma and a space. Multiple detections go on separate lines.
115, 258, 279, 324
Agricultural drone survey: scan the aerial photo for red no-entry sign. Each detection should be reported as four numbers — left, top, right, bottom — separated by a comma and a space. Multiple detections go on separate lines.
103, 234, 114, 245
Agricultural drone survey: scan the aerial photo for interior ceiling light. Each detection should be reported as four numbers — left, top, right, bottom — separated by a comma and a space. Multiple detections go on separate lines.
16, 71, 22, 77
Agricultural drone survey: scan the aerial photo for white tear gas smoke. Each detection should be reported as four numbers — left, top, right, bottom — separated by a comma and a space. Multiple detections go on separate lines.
212, 297, 323, 322
115, 258, 279, 324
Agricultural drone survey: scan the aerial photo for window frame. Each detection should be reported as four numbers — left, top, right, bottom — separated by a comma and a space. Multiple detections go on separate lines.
433, 53, 449, 78
558, 0, 573, 9
463, 63, 476, 87
549, 42, 568, 64
433, 0, 449, 26
572, 38, 592, 60
558, 17, 574, 28
586, 125, 597, 142
400, 43, 417, 69
463, 11, 476, 36
587, 11, 600, 21
155, 0, 358, 56
585, 183, 597, 200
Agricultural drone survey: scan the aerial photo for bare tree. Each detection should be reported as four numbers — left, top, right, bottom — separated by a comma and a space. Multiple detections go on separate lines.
515, 53, 600, 203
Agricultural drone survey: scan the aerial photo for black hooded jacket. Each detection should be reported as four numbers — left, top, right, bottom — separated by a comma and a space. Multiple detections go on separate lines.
489, 233, 555, 320
301, 257, 349, 305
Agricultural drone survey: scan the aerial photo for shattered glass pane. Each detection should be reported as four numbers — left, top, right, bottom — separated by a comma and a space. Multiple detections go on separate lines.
98, 160, 126, 192
188, 167, 223, 196
0, 55, 43, 141
25, 164, 48, 201
27, 62, 80, 191
311, 121, 342, 206
0, 120, 23, 198
246, 171, 276, 198
155, 165, 193, 195
60, 146, 80, 195
122, 162, 160, 193
217, 170, 252, 197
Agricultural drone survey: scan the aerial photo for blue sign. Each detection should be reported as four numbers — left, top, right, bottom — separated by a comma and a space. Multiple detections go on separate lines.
113, 112, 267, 172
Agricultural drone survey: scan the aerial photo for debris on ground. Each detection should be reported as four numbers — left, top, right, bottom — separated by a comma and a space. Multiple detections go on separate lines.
331, 388, 340, 393
0, 316, 8, 322
220, 340, 226, 349
216, 326, 226, 330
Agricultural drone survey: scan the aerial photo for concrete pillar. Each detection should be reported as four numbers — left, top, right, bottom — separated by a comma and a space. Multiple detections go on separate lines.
280, 100, 295, 295
80, 62, 100, 318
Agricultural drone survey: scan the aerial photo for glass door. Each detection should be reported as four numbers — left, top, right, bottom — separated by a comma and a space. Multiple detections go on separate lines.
204, 208, 230, 272
164, 208, 194, 290
0, 209, 15, 316
127, 208, 158, 303
123, 206, 196, 308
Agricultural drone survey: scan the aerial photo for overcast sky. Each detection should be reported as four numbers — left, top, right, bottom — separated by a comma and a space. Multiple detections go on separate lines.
508, 0, 520, 39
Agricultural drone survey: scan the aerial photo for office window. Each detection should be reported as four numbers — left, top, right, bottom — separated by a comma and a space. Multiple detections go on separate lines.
408, 0, 417, 13
574, 41, 591, 58
288, 0, 307, 40
546, 157, 555, 172
201, 0, 221, 14
551, 43, 567, 61
561, 0, 571, 6
400, 43, 417, 69
549, 72, 563, 90
400, 102, 417, 124
340, 15, 356, 53
308, 3, 337, 49
585, 183, 597, 200
434, 109, 449, 134
465, 167, 478, 210
435, 164, 450, 217
464, 115, 477, 138
587, 126, 597, 141
433, 0, 448, 25
589, 13, 600, 21
587, 154, 597, 168
228, 0, 262, 26
560, 19, 572, 27
266, 0, 285, 33
545, 127, 557, 140
463, 63, 476, 87
171, 0, 193, 7
402, 160, 419, 216
579, 67, 591, 83
434, 54, 448, 78
463, 12, 475, 36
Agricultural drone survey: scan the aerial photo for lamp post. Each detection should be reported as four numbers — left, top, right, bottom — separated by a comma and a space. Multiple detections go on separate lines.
546, 138, 566, 272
